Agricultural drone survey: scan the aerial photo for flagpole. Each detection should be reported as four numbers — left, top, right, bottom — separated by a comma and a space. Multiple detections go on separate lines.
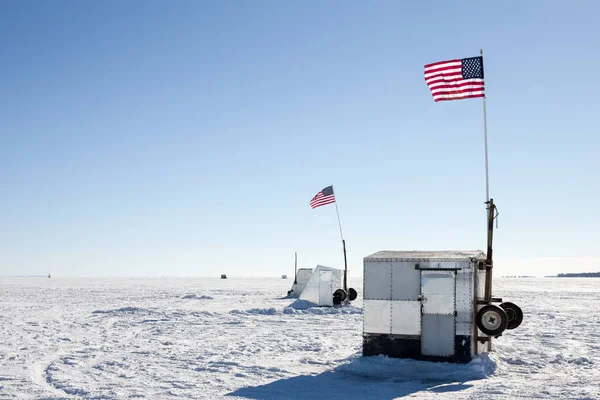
332, 186, 348, 295
481, 48, 490, 203
480, 49, 495, 313
334, 201, 344, 242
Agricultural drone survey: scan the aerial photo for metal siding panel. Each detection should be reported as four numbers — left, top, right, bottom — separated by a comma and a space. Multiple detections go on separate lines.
455, 321, 471, 336
391, 262, 420, 300
364, 262, 391, 300
455, 269, 473, 323
421, 271, 455, 315
421, 314, 455, 356
363, 300, 391, 334
454, 264, 474, 338
391, 301, 421, 335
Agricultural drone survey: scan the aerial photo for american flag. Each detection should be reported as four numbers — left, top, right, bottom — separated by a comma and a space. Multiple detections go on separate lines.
424, 56, 485, 102
310, 186, 335, 209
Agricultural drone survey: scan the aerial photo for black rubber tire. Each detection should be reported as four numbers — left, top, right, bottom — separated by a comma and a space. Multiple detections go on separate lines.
347, 288, 358, 301
333, 289, 347, 305
476, 305, 508, 336
500, 302, 523, 330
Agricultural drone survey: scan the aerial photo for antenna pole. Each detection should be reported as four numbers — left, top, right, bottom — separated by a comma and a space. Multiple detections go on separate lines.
294, 252, 297, 284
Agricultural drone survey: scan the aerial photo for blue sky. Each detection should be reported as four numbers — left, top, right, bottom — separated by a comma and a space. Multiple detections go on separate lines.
2, 1, 599, 277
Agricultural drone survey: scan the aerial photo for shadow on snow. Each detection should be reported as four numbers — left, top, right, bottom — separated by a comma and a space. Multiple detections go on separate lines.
228, 354, 494, 400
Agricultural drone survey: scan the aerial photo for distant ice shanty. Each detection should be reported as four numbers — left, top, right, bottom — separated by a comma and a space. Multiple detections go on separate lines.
298, 265, 342, 307
220, 274, 227, 279
363, 250, 523, 363
287, 268, 313, 298
287, 265, 357, 307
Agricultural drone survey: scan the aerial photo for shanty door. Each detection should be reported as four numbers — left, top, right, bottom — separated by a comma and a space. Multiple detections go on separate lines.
319, 270, 333, 306
420, 270, 456, 357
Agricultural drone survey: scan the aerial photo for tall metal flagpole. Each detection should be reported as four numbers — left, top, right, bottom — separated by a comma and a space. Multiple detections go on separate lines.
332, 186, 348, 294
480, 48, 496, 351
480, 49, 496, 315
481, 48, 490, 203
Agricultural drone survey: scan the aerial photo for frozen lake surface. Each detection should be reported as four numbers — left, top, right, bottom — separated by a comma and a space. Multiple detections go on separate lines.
0, 276, 598, 399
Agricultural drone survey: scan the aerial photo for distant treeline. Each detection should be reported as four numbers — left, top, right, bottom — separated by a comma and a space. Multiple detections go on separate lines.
556, 272, 600, 278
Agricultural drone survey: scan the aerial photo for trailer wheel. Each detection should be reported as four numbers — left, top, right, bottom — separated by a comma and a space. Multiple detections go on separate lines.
500, 302, 523, 330
476, 305, 508, 336
333, 289, 347, 305
347, 288, 358, 301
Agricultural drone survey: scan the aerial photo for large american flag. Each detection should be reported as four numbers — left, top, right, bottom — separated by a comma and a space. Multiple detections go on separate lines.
310, 185, 335, 209
424, 56, 485, 102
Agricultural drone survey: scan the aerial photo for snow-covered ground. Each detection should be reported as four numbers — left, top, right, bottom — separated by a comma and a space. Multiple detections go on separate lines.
0, 276, 598, 399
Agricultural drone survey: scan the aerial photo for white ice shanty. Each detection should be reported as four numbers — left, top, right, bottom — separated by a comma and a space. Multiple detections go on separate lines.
297, 265, 343, 307
287, 264, 358, 306
287, 265, 343, 307
363, 248, 523, 363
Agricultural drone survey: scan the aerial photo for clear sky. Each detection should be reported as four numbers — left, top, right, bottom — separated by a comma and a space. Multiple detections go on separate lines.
2, 1, 599, 277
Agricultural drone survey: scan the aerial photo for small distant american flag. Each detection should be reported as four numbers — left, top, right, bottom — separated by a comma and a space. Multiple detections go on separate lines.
424, 56, 485, 102
310, 186, 335, 209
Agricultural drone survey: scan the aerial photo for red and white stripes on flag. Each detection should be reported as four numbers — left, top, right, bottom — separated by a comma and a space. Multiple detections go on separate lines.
310, 185, 335, 209
424, 56, 485, 102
